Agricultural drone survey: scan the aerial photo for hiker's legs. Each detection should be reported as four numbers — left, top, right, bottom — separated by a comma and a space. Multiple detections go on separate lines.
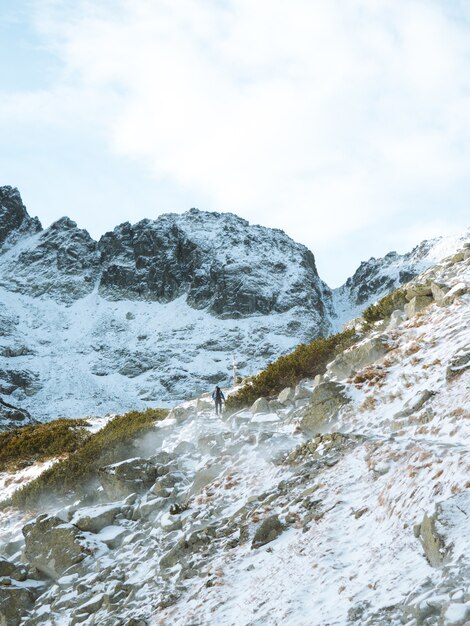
215, 400, 222, 415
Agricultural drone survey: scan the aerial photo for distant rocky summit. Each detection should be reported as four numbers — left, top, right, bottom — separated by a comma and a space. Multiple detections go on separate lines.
0, 185, 468, 424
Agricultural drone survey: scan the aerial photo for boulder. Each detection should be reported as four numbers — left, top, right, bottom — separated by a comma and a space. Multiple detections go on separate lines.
98, 458, 158, 500
326, 337, 389, 380
300, 382, 351, 432
441, 283, 469, 306
0, 559, 27, 582
278, 387, 294, 405
268, 399, 283, 412
430, 282, 450, 305
405, 283, 433, 301
23, 515, 94, 580
250, 397, 269, 414
404, 295, 433, 319
294, 384, 312, 401
0, 583, 35, 626
69, 504, 127, 533
387, 309, 405, 331
446, 346, 470, 380
251, 515, 285, 549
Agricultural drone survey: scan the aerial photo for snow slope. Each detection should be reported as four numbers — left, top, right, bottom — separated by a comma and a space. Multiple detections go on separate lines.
0, 242, 468, 626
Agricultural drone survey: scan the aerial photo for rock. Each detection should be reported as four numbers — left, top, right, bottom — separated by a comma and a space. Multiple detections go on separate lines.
442, 283, 469, 306
250, 397, 269, 414
326, 337, 389, 380
446, 346, 470, 380
0, 397, 35, 431
0, 559, 27, 582
188, 462, 224, 496
393, 389, 435, 419
387, 309, 405, 330
268, 399, 283, 412
300, 382, 351, 432
0, 583, 35, 626
431, 282, 450, 305
69, 504, 127, 533
251, 515, 285, 549
278, 387, 295, 405
442, 602, 470, 625
294, 384, 312, 401
0, 186, 41, 252
415, 492, 470, 567
405, 283, 433, 301
404, 295, 433, 319
23, 515, 95, 580
98, 458, 158, 500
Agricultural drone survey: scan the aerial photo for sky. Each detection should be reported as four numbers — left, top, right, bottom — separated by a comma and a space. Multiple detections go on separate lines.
0, 0, 469, 286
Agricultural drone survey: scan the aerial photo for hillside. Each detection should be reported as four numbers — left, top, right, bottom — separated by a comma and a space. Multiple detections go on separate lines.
0, 242, 468, 625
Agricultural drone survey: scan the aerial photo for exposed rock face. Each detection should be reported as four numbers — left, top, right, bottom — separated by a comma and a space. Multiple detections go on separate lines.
331, 230, 470, 330
0, 397, 34, 431
98, 209, 330, 322
0, 186, 41, 252
446, 345, 470, 380
0, 217, 100, 302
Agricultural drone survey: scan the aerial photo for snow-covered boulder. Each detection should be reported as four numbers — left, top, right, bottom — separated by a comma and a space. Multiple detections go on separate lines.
98, 458, 158, 500
278, 387, 294, 405
250, 397, 269, 414
23, 515, 96, 580
0, 583, 35, 626
69, 503, 129, 533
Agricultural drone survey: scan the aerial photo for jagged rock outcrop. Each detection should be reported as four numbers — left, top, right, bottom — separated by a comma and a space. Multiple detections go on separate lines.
98, 209, 331, 322
0, 186, 41, 252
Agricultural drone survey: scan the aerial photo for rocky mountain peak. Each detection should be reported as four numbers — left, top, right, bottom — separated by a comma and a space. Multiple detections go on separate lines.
0, 186, 42, 251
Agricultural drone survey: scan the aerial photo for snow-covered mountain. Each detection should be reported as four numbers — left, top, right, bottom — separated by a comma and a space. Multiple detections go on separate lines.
0, 186, 332, 423
331, 229, 470, 330
1, 243, 469, 626
0, 185, 468, 425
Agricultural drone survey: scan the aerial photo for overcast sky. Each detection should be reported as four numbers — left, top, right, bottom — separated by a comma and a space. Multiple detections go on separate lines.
1, 0, 469, 286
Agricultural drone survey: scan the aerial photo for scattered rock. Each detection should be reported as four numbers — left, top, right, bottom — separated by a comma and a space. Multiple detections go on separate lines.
393, 389, 435, 420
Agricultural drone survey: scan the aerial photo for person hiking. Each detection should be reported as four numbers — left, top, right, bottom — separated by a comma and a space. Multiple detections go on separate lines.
212, 385, 225, 415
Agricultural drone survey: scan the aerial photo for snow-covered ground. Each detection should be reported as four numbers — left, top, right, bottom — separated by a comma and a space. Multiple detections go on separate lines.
0, 245, 468, 626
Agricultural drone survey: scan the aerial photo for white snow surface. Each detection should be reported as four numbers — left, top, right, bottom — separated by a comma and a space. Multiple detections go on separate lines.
1, 248, 468, 626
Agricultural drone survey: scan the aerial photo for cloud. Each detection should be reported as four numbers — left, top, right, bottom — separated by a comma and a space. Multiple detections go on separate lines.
3, 0, 470, 284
